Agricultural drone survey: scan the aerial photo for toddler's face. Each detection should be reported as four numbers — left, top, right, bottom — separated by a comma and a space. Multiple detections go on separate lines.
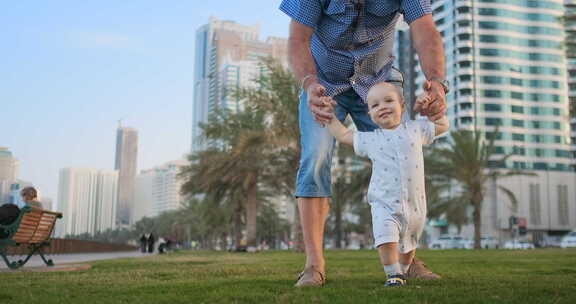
367, 83, 404, 129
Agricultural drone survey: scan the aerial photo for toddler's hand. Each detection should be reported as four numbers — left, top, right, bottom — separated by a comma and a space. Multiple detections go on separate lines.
320, 96, 337, 122
414, 93, 432, 116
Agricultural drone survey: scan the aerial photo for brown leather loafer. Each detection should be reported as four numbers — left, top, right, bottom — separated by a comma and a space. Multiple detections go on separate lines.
294, 266, 326, 287
406, 258, 441, 280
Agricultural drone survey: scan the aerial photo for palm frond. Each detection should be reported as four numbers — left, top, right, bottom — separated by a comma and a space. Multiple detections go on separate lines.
497, 185, 519, 213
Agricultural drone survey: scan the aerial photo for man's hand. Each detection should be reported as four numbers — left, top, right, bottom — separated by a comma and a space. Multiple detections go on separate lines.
413, 93, 432, 115
420, 80, 447, 121
410, 15, 447, 122
307, 82, 335, 126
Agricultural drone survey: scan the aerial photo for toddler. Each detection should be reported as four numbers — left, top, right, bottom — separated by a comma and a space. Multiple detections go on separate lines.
323, 82, 449, 286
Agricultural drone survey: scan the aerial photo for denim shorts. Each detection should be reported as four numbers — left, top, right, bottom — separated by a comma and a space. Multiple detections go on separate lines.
295, 89, 379, 197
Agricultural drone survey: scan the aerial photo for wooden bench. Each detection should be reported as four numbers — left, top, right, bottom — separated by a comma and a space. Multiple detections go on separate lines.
0, 206, 63, 269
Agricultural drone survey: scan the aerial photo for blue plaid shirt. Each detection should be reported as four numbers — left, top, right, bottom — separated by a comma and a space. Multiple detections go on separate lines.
280, 0, 431, 101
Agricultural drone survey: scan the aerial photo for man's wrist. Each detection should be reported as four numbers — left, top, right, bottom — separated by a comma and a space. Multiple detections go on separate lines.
302, 74, 318, 91
429, 77, 449, 94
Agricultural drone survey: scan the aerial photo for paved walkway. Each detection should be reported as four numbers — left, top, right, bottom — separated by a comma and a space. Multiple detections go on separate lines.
0, 251, 149, 269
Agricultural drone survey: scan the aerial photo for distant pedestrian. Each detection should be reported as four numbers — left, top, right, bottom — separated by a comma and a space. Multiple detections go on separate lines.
139, 234, 147, 253
158, 237, 165, 254
147, 233, 156, 253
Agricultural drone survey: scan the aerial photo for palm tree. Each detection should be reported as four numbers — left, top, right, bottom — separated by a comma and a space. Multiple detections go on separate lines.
180, 57, 301, 251
425, 176, 469, 234
236, 57, 303, 250
257, 200, 292, 249
180, 147, 245, 249
330, 169, 349, 249
133, 217, 156, 237
171, 195, 234, 250
425, 129, 534, 249
328, 140, 371, 248
330, 141, 374, 248
180, 105, 272, 251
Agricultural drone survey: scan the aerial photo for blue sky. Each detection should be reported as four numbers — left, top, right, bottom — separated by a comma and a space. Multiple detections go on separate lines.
0, 1, 290, 200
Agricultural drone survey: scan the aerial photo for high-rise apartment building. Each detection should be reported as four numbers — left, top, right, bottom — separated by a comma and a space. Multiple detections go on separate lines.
409, 0, 576, 242
56, 168, 117, 236
0, 180, 11, 205
133, 170, 154, 223
0, 147, 19, 204
394, 19, 419, 113
114, 125, 138, 226
192, 17, 288, 152
0, 147, 18, 181
133, 159, 188, 222
565, 0, 576, 162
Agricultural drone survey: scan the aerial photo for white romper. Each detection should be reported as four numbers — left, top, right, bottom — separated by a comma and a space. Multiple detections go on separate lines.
353, 119, 439, 253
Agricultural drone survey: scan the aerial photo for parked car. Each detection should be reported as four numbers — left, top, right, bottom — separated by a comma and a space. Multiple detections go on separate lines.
560, 231, 576, 248
463, 239, 474, 249
452, 236, 467, 249
430, 236, 452, 249
503, 240, 535, 249
481, 236, 499, 249
462, 236, 499, 249
430, 235, 467, 249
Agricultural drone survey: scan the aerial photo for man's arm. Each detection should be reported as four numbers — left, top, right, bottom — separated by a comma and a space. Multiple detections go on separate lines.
410, 14, 447, 121
288, 20, 316, 90
288, 20, 333, 125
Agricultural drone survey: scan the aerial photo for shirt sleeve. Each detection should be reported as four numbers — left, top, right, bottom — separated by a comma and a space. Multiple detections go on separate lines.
416, 119, 437, 145
279, 0, 323, 28
400, 0, 432, 24
353, 131, 370, 157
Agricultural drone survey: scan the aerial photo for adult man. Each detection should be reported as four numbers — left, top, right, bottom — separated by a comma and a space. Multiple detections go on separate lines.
279, 0, 448, 287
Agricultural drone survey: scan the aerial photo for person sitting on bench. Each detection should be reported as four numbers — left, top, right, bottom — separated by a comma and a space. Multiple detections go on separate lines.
0, 187, 43, 238
20, 187, 43, 209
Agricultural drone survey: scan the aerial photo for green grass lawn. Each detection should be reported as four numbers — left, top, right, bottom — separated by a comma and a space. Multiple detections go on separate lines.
1, 249, 575, 303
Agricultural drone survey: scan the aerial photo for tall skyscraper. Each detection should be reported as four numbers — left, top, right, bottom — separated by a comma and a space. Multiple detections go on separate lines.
0, 147, 19, 204
56, 168, 118, 236
114, 125, 138, 226
565, 0, 576, 162
0, 147, 18, 182
133, 159, 189, 222
133, 169, 154, 223
394, 19, 418, 114
409, 0, 576, 242
192, 17, 288, 152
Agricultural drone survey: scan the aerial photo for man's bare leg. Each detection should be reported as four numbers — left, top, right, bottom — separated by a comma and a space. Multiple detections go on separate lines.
294, 197, 330, 287
298, 197, 329, 273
